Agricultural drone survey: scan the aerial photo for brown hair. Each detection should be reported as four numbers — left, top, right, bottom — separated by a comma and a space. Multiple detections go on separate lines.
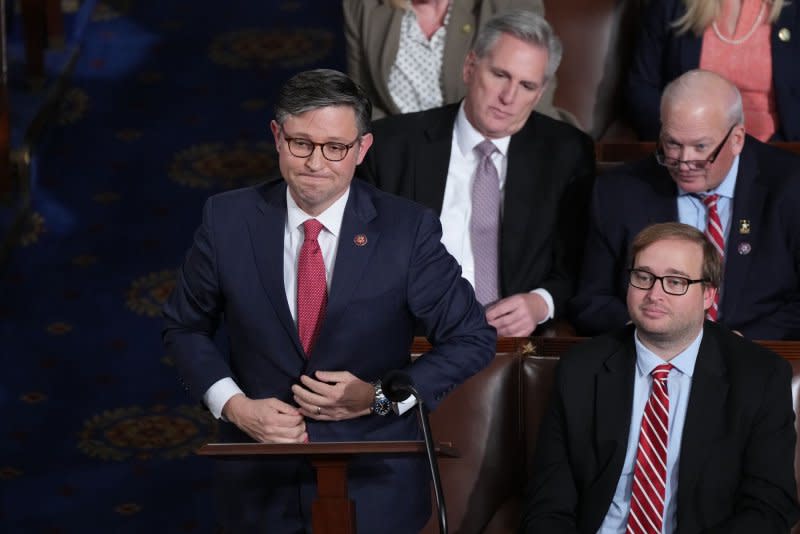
629, 222, 722, 288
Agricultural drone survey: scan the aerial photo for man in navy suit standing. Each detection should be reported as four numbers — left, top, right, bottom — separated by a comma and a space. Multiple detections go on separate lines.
571, 69, 800, 340
163, 69, 495, 533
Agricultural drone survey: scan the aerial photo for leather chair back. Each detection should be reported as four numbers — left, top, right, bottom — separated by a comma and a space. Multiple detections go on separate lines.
544, 0, 641, 138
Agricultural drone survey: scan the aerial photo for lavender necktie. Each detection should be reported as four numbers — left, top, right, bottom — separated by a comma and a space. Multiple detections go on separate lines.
470, 139, 500, 305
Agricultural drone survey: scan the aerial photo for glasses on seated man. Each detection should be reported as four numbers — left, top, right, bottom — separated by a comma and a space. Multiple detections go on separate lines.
627, 268, 709, 296
655, 124, 736, 171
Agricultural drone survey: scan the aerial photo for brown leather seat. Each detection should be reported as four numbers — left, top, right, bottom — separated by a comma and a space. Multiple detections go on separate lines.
544, 0, 641, 139
420, 351, 524, 534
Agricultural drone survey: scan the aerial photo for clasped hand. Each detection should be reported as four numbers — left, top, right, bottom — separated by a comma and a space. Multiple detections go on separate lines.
291, 370, 373, 421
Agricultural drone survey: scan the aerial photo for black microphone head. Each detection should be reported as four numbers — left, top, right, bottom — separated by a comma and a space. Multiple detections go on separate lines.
381, 370, 417, 402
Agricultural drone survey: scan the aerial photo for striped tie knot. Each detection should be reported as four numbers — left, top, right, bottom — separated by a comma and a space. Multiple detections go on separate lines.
701, 193, 719, 209
652, 363, 672, 383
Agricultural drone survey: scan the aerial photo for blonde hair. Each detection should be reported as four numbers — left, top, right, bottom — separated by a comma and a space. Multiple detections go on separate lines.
673, 0, 785, 36
390, 0, 409, 8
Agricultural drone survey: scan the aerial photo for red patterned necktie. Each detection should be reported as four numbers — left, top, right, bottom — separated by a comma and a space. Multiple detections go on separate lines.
626, 363, 672, 534
702, 194, 724, 321
297, 219, 327, 356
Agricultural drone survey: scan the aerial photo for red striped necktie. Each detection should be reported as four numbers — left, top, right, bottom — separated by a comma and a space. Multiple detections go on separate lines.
701, 194, 724, 321
626, 363, 672, 534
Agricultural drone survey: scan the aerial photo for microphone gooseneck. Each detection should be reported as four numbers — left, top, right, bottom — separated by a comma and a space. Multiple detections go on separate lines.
381, 370, 447, 534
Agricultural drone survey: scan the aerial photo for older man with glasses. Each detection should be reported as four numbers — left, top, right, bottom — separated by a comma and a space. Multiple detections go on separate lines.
570, 69, 800, 340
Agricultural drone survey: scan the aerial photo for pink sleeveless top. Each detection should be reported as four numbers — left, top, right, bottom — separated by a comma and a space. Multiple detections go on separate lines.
700, 0, 777, 141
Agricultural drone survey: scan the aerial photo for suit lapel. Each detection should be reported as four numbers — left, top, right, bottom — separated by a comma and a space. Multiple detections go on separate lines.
677, 328, 728, 521
317, 182, 379, 347
501, 118, 542, 293
721, 142, 763, 321
594, 337, 637, 491
414, 106, 458, 214
246, 181, 304, 357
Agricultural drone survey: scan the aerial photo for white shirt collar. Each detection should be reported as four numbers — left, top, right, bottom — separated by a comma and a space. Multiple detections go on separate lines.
286, 186, 350, 237
453, 101, 511, 158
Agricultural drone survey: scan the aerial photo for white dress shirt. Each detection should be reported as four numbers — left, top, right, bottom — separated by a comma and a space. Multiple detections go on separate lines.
440, 103, 554, 320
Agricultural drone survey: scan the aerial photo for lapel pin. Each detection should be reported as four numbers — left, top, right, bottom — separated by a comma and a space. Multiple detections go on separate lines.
779, 28, 791, 42
737, 242, 751, 255
738, 219, 751, 234
353, 234, 368, 247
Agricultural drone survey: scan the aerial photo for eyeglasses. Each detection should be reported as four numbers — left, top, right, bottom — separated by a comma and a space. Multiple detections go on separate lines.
281, 127, 360, 162
628, 268, 708, 296
655, 124, 736, 171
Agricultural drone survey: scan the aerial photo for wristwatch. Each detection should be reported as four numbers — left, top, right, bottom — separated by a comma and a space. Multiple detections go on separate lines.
371, 381, 392, 416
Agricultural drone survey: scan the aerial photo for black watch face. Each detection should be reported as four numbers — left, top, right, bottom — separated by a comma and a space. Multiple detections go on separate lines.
373, 397, 392, 416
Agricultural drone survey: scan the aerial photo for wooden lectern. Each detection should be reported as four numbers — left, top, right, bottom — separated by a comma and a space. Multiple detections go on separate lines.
198, 440, 457, 534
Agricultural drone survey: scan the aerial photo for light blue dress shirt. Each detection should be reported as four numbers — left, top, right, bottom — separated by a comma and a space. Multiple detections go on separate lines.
676, 155, 739, 247
597, 329, 703, 534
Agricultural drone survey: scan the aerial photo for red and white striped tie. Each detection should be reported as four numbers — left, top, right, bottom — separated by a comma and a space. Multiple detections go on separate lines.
702, 194, 724, 321
626, 363, 672, 534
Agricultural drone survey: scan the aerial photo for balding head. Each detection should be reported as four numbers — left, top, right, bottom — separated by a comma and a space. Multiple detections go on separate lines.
657, 70, 746, 193
660, 70, 744, 128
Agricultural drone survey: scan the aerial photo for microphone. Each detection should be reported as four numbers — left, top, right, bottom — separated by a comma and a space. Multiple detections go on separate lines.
382, 370, 447, 534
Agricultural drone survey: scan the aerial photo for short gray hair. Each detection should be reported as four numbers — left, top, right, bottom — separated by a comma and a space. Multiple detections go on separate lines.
661, 69, 744, 127
274, 69, 372, 135
471, 9, 563, 82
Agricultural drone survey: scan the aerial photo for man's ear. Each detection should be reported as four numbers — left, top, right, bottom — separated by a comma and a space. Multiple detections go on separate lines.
462, 51, 477, 84
270, 120, 282, 150
730, 123, 746, 156
355, 133, 373, 165
703, 285, 717, 311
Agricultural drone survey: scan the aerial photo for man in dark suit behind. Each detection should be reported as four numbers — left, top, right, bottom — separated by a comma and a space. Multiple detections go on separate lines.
162, 69, 495, 533
522, 222, 799, 533
571, 69, 800, 340
359, 9, 595, 337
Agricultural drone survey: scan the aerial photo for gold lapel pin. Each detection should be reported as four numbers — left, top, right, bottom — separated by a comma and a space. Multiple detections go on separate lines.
779, 28, 791, 42
738, 219, 751, 234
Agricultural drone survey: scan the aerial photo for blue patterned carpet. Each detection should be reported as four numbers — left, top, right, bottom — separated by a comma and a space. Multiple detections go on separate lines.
1, 1, 345, 531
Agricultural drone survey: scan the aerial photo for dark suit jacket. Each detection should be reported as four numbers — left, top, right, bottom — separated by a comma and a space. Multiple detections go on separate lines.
627, 0, 800, 140
162, 179, 495, 533
358, 103, 595, 319
520, 322, 800, 533
570, 137, 800, 340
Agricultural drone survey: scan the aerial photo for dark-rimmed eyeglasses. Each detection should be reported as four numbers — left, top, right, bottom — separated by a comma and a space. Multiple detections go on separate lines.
628, 268, 708, 296
655, 124, 736, 171
281, 127, 359, 162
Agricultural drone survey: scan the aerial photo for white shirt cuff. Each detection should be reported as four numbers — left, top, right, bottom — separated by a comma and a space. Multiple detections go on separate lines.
203, 377, 244, 420
531, 288, 555, 324
394, 395, 417, 415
